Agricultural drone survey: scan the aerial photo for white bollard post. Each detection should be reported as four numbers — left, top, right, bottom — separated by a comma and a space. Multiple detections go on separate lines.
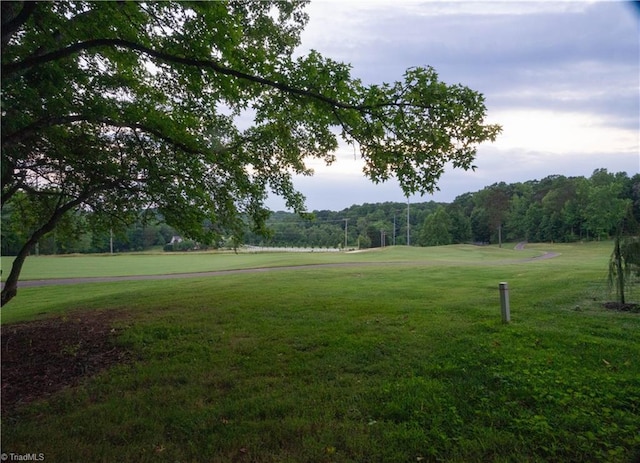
499, 282, 510, 324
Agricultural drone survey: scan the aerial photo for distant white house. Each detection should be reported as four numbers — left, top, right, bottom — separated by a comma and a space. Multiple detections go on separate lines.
169, 235, 183, 244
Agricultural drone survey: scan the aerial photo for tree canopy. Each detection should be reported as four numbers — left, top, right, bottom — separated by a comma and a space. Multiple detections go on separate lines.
1, 1, 500, 305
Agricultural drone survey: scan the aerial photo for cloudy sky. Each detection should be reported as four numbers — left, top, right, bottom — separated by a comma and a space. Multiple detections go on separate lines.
267, 0, 639, 211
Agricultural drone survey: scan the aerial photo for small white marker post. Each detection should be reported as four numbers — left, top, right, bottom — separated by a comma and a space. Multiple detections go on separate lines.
499, 282, 510, 324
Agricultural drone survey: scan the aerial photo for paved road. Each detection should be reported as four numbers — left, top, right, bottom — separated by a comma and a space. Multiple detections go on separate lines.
3, 262, 386, 289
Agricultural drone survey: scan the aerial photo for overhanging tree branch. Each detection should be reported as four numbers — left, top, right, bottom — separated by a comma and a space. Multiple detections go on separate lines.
1, 2, 502, 306
2, 113, 251, 158
1, 1, 38, 48
3, 38, 396, 112
3, 115, 203, 154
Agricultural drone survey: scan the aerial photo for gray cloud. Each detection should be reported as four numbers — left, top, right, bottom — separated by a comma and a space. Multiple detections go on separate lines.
267, 146, 639, 212
267, 1, 639, 211
335, 2, 638, 121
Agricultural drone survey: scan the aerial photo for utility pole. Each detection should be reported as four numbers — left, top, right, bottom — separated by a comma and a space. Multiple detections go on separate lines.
393, 213, 396, 246
343, 218, 348, 249
406, 197, 410, 246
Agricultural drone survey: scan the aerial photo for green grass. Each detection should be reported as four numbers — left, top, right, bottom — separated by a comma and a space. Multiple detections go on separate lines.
2, 242, 639, 462
1, 243, 544, 281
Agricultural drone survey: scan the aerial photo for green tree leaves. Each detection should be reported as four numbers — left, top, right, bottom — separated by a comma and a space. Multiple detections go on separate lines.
1, 1, 499, 304
419, 206, 452, 246
348, 67, 501, 196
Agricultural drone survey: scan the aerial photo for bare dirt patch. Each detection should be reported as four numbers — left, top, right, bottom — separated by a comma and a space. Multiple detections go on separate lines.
602, 301, 640, 313
1, 311, 132, 413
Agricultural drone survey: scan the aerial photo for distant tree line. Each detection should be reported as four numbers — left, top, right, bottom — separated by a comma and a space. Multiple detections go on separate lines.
247, 169, 639, 248
244, 202, 440, 249
1, 202, 180, 255
248, 169, 639, 248
2, 169, 638, 255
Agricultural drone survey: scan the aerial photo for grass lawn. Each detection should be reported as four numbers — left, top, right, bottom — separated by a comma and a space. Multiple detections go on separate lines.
1, 243, 639, 462
0, 243, 544, 282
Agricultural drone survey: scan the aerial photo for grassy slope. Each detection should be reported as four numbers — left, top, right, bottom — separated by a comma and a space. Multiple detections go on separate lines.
2, 242, 639, 462
1, 244, 543, 281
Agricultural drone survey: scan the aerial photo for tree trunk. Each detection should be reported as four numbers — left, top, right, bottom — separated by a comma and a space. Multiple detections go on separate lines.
614, 234, 625, 305
1, 236, 38, 306
1, 194, 88, 307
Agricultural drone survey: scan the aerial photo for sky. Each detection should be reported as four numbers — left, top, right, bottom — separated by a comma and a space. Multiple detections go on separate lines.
266, 0, 639, 212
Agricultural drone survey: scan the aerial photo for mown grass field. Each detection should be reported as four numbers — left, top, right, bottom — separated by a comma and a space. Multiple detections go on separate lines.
0, 243, 541, 282
2, 242, 639, 462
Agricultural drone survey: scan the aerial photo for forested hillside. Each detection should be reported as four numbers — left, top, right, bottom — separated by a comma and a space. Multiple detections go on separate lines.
246, 169, 639, 248
2, 169, 638, 254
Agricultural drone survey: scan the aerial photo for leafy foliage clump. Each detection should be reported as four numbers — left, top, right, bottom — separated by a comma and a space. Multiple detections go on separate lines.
1, 1, 499, 305
608, 206, 640, 306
